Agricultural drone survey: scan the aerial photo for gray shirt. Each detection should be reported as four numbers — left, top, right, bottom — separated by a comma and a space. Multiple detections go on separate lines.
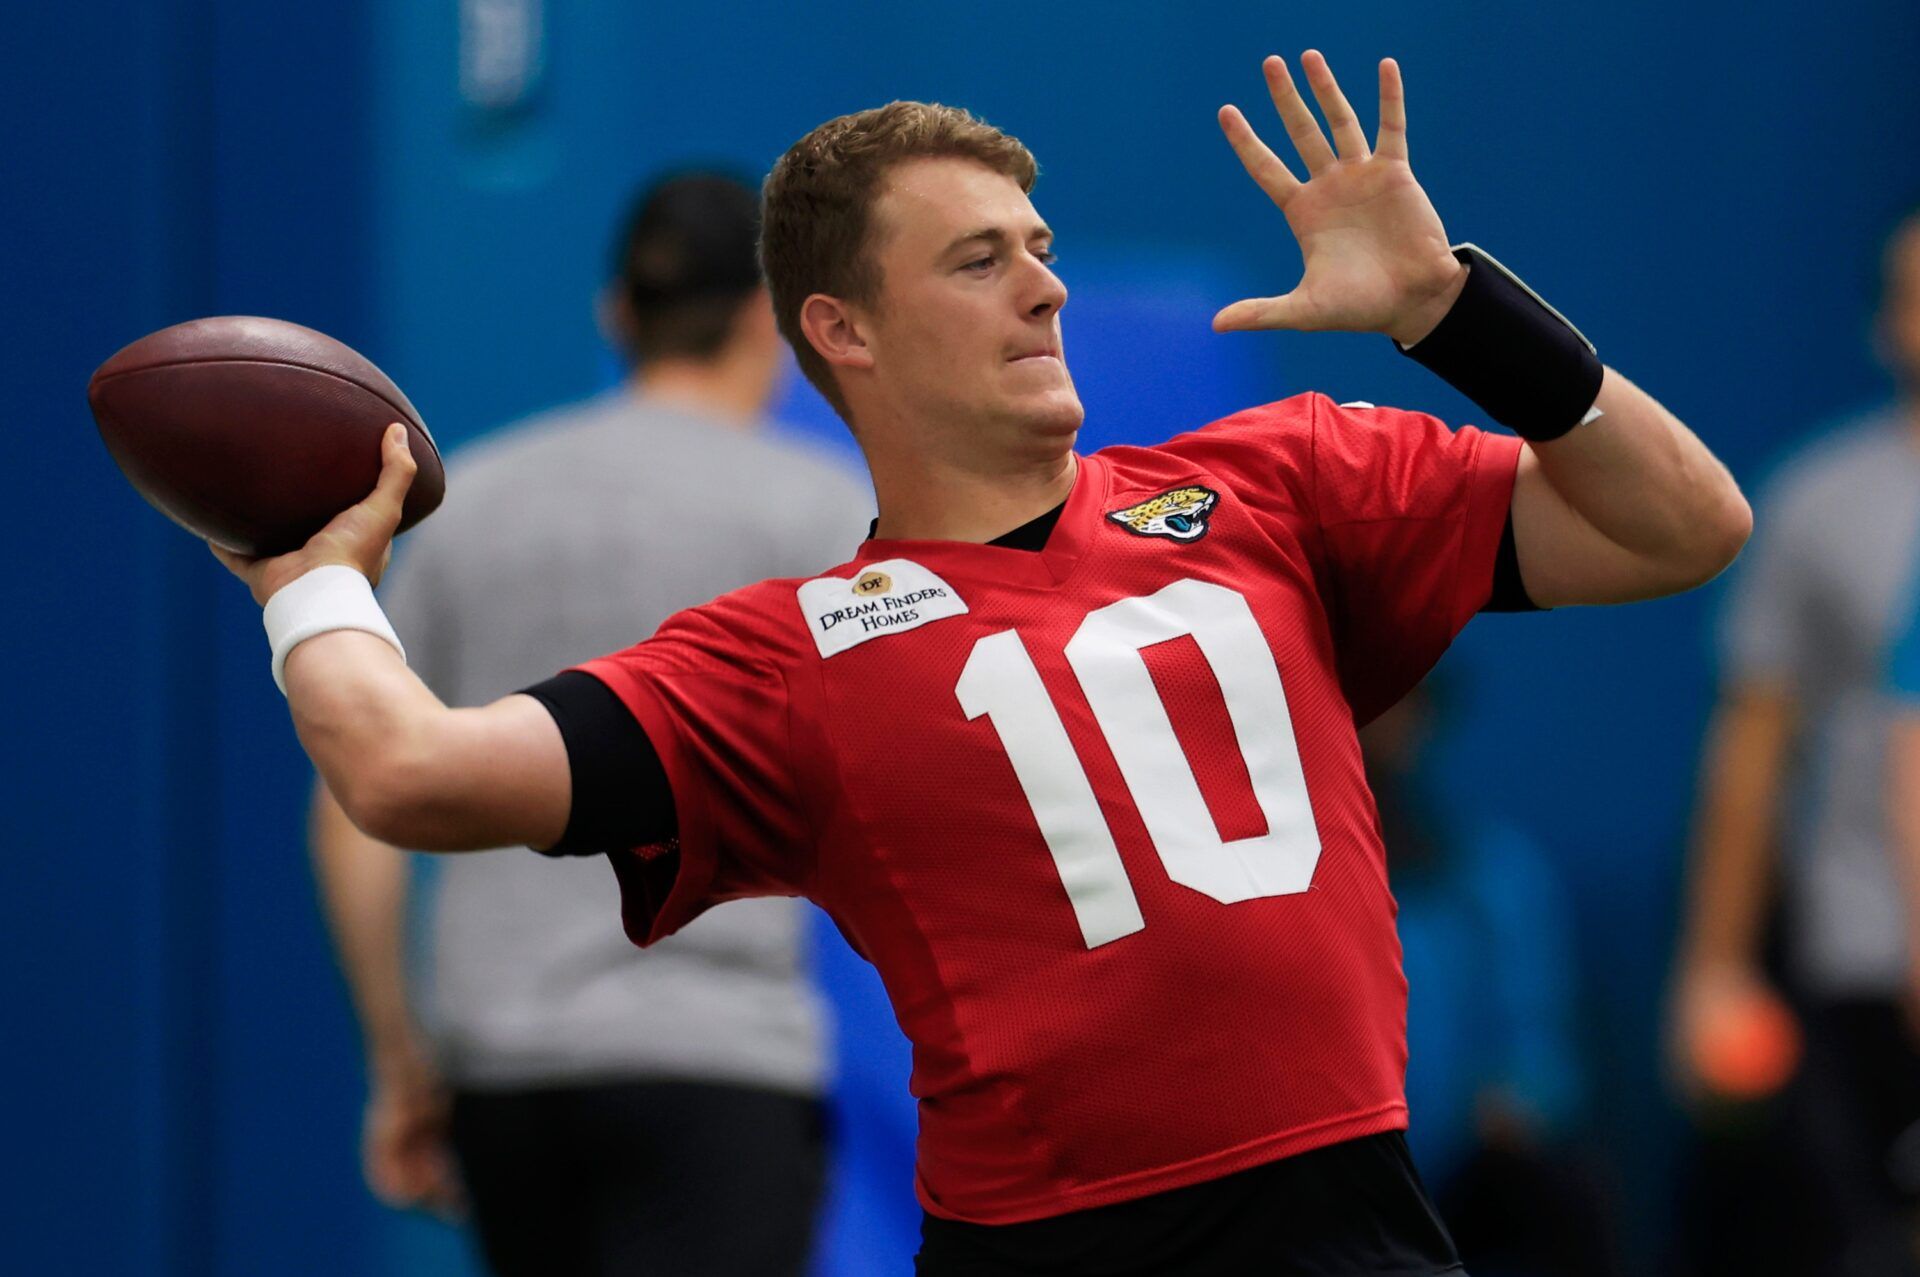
1721, 408, 1920, 997
382, 390, 874, 1091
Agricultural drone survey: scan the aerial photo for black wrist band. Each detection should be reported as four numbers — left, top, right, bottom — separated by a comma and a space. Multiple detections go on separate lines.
1396, 243, 1604, 443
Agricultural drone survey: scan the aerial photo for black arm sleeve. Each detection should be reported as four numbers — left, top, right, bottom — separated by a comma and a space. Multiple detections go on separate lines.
519, 670, 677, 856
1481, 511, 1541, 613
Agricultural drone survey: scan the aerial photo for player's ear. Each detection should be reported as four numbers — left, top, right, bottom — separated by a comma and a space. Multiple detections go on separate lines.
799, 293, 874, 373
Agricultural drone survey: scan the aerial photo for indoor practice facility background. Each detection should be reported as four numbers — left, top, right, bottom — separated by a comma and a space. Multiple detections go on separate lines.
5, 1, 1920, 1273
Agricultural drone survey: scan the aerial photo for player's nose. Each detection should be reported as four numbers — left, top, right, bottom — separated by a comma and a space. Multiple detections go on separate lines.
1024, 254, 1067, 319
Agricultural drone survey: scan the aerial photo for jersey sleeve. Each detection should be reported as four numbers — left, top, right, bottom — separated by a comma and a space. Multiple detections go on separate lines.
1165, 393, 1523, 723
569, 593, 817, 947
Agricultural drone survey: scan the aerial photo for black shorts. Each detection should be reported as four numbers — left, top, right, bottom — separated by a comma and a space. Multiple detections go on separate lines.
916, 1131, 1463, 1276
448, 1079, 826, 1277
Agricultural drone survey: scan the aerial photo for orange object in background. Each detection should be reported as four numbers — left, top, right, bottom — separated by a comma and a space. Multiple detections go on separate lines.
1690, 986, 1803, 1100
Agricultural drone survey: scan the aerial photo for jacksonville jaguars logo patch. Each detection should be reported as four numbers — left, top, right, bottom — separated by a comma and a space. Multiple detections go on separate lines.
1106, 486, 1218, 543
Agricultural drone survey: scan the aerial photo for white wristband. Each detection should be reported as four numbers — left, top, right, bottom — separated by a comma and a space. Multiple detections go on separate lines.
262, 564, 407, 695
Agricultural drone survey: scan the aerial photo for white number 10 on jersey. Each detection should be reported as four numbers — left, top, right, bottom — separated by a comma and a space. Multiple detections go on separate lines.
955, 578, 1321, 948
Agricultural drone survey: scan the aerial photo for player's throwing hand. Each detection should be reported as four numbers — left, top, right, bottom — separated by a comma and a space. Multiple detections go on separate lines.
210, 422, 418, 606
1215, 52, 1465, 346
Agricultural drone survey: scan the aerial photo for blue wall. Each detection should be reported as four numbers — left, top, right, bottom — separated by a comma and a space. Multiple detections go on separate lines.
6, 1, 380, 1272
7, 1, 1920, 1272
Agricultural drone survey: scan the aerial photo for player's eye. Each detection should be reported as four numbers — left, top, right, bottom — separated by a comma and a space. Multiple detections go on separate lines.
961, 256, 996, 273
1036, 250, 1059, 266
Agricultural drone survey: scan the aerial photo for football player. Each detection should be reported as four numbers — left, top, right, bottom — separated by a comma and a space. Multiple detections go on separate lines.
216, 53, 1749, 1274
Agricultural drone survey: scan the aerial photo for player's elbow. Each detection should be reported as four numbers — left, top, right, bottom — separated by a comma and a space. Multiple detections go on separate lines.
1598, 484, 1751, 606
329, 715, 546, 852
1678, 482, 1753, 589
331, 742, 448, 850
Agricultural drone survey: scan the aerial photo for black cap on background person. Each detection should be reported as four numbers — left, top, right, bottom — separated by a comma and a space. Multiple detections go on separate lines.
603, 171, 767, 366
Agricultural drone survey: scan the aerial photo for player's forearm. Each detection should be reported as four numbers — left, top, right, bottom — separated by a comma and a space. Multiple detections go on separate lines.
285, 630, 454, 842
284, 631, 572, 850
1527, 368, 1751, 596
309, 783, 425, 1073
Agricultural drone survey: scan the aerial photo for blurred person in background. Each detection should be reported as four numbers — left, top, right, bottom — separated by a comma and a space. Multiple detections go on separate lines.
1362, 680, 1616, 1277
1673, 207, 1920, 1277
309, 171, 872, 1276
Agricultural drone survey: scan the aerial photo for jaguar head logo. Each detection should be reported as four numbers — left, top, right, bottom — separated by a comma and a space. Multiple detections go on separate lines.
1106, 486, 1218, 543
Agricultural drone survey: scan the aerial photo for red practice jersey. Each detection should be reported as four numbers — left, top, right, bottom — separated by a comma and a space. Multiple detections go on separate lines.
575, 393, 1523, 1223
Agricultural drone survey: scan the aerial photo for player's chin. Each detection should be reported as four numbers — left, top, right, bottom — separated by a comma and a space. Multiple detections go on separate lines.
1009, 388, 1084, 442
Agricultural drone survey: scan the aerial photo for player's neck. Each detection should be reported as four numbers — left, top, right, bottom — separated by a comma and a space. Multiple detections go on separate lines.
866, 449, 1078, 543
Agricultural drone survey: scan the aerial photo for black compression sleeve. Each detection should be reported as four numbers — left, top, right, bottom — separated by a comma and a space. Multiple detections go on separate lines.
1482, 511, 1541, 613
519, 670, 677, 856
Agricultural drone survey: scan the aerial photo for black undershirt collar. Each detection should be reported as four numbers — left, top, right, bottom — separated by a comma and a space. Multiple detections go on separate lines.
864, 501, 1067, 554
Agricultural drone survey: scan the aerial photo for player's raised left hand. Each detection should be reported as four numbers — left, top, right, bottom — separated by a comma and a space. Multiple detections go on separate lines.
1214, 53, 1466, 347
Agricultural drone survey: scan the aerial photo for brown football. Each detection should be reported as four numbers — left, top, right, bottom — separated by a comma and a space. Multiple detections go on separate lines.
87, 316, 446, 557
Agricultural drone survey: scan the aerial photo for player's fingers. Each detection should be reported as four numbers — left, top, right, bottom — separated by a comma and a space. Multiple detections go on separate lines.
316, 424, 415, 559
374, 423, 417, 498
207, 541, 258, 575
1376, 58, 1408, 161
1300, 50, 1370, 162
1216, 105, 1301, 208
1261, 55, 1336, 175
363, 423, 417, 524
1212, 291, 1315, 333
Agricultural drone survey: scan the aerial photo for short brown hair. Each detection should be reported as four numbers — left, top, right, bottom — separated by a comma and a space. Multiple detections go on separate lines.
760, 101, 1038, 421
